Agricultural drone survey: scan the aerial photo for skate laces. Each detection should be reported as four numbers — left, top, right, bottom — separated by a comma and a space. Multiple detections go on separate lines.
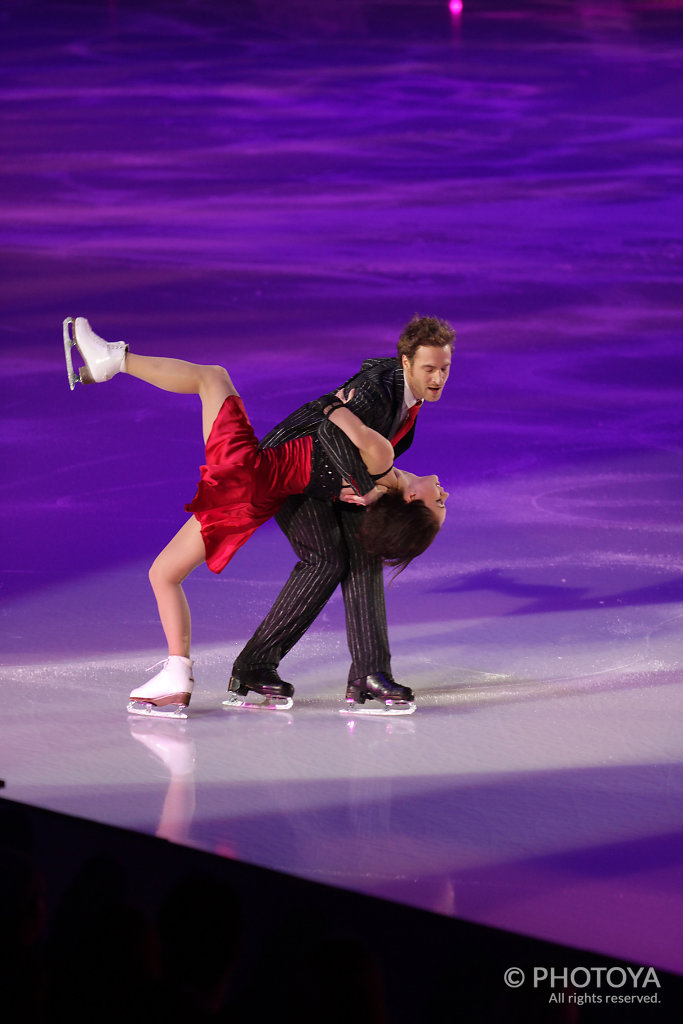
146, 659, 169, 673
146, 657, 192, 674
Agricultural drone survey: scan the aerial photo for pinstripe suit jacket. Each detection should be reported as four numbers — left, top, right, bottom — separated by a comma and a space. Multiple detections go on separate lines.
259, 357, 414, 493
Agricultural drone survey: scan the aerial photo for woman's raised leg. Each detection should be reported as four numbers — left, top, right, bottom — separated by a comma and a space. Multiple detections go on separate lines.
69, 317, 238, 441
67, 318, 234, 716
124, 353, 238, 442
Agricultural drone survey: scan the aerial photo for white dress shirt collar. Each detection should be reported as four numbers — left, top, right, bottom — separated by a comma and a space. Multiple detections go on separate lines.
402, 371, 421, 411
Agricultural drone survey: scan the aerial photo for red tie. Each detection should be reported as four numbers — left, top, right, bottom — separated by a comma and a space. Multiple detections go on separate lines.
391, 402, 421, 447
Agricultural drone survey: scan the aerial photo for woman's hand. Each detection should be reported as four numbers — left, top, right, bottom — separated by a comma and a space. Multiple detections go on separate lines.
335, 387, 355, 404
339, 483, 387, 506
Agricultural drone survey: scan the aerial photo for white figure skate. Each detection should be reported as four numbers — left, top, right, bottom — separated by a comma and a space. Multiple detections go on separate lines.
63, 316, 128, 390
127, 656, 194, 719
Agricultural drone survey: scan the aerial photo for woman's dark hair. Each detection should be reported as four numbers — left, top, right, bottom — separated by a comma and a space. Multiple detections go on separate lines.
357, 490, 440, 577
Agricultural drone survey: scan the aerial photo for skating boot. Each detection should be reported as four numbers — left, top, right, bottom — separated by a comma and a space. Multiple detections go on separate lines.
341, 672, 416, 716
127, 656, 194, 719
223, 667, 294, 711
63, 316, 128, 390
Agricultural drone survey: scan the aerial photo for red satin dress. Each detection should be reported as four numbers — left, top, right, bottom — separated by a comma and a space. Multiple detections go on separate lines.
185, 396, 312, 573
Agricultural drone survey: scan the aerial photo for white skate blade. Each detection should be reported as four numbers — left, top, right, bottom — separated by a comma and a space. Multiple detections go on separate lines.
339, 699, 416, 717
127, 699, 188, 720
63, 317, 79, 390
222, 692, 294, 712
63, 316, 93, 389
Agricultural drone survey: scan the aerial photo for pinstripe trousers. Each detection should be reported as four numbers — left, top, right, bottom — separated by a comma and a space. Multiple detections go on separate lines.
232, 494, 391, 683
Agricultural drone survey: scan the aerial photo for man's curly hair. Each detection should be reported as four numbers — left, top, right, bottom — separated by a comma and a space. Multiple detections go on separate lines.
397, 314, 455, 362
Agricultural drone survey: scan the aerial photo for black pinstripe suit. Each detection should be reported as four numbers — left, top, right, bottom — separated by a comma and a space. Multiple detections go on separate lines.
232, 357, 417, 684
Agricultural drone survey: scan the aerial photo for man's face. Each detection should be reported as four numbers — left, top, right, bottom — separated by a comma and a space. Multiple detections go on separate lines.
402, 345, 451, 402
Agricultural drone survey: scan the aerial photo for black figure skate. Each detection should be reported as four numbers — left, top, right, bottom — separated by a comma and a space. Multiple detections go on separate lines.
341, 673, 416, 716
223, 668, 294, 711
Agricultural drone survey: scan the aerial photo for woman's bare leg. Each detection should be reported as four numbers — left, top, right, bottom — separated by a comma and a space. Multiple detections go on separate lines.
124, 353, 238, 442
149, 515, 208, 656
122, 355, 236, 652
69, 324, 234, 709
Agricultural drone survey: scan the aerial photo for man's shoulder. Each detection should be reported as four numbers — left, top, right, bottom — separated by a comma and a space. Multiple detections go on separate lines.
350, 357, 402, 389
341, 357, 403, 415
358, 356, 400, 373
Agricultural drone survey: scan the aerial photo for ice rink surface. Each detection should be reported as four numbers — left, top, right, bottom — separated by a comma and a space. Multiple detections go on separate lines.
1, 0, 682, 976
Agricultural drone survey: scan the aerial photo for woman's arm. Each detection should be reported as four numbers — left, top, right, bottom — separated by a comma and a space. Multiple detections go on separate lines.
325, 405, 395, 478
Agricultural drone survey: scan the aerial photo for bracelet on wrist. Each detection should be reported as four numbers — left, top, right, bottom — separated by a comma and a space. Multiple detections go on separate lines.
316, 393, 345, 418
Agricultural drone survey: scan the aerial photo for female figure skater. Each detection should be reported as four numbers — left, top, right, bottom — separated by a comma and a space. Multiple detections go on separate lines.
63, 317, 448, 715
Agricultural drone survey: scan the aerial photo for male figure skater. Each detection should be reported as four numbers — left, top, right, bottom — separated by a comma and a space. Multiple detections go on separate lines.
228, 314, 454, 715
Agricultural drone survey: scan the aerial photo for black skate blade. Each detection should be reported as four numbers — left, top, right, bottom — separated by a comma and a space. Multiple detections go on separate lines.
126, 699, 188, 720
222, 692, 293, 712
339, 699, 416, 717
